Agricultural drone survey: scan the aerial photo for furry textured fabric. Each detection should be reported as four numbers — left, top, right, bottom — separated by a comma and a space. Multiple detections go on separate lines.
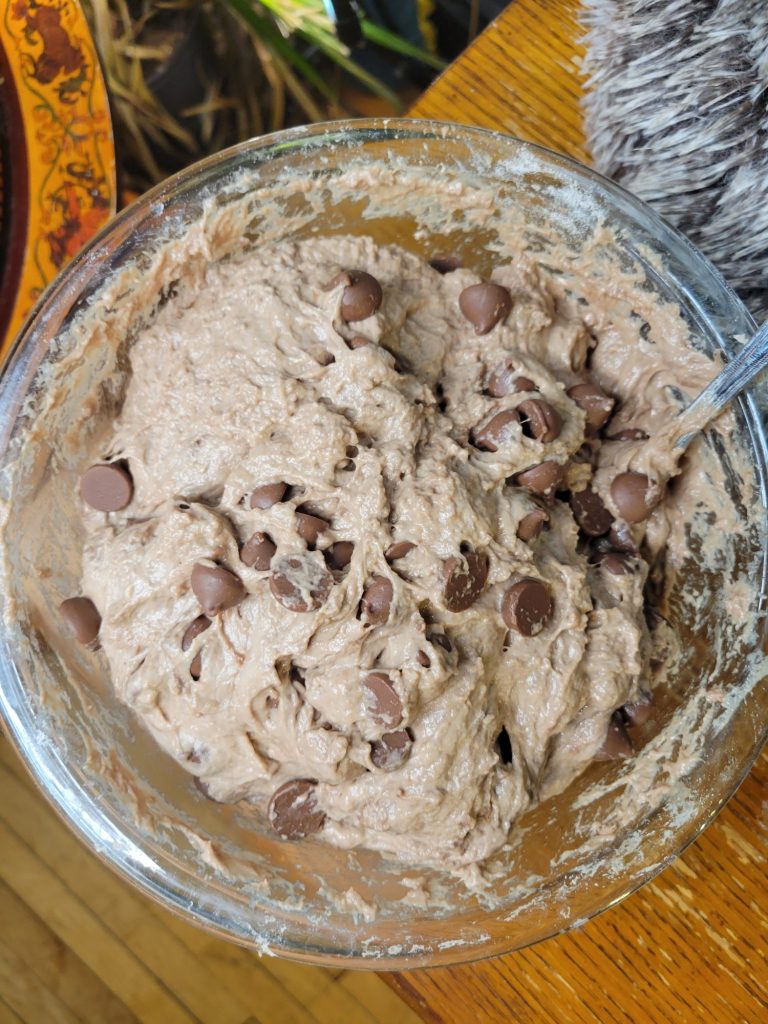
581, 0, 768, 320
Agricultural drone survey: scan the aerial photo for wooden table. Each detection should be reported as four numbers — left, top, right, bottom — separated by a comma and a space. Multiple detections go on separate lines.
0, 733, 424, 1023
0, 4, 765, 1022
382, 3, 768, 1021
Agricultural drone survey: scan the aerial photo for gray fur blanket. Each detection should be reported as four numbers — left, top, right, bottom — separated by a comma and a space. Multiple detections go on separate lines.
581, 0, 768, 320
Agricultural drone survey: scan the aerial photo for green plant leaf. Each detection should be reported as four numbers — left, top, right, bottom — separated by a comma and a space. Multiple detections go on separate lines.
218, 0, 336, 101
241, 0, 435, 100
311, 36, 403, 108
276, 16, 403, 108
258, 1, 348, 56
359, 19, 446, 71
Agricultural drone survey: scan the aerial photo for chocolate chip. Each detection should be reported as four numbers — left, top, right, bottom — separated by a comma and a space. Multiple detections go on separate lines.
595, 551, 634, 575
290, 663, 306, 686
250, 482, 287, 509
191, 564, 246, 616
241, 531, 276, 570
620, 692, 655, 727
610, 472, 654, 523
267, 779, 326, 839
388, 350, 410, 375
486, 361, 514, 398
385, 541, 416, 562
60, 596, 101, 644
459, 282, 512, 335
517, 399, 563, 442
329, 270, 383, 322
417, 650, 431, 667
567, 382, 615, 431
181, 614, 211, 650
572, 442, 595, 467
570, 487, 613, 536
430, 253, 463, 274
517, 508, 549, 542
607, 428, 649, 442
487, 359, 538, 398
594, 712, 634, 760
325, 541, 354, 571
296, 511, 330, 547
496, 726, 513, 765
428, 632, 452, 652
80, 463, 133, 512
370, 729, 412, 770
347, 335, 370, 350
361, 575, 393, 624
270, 555, 333, 612
502, 578, 553, 636
418, 605, 437, 625
472, 409, 519, 451
443, 552, 489, 612
514, 460, 564, 496
189, 652, 202, 680
607, 522, 639, 554
362, 672, 402, 727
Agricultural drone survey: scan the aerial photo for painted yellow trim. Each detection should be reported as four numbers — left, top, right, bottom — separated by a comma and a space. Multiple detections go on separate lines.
1, 0, 116, 358
416, 0, 437, 54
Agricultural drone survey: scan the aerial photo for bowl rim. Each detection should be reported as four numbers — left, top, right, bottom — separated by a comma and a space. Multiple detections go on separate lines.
0, 117, 765, 970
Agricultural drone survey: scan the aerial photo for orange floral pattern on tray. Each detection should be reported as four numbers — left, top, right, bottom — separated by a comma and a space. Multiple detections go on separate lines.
0, 0, 116, 357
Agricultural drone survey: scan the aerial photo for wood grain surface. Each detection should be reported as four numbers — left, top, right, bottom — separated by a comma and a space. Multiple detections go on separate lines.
413, 0, 588, 162
381, 2, 768, 1021
0, 734, 422, 1023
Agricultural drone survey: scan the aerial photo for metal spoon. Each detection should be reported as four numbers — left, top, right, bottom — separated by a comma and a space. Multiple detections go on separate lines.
673, 320, 768, 452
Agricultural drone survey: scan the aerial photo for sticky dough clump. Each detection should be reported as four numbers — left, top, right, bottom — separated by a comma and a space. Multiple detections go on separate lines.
79, 235, 659, 869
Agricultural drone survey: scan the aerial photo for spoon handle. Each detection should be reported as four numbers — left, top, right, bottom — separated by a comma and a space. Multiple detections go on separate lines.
674, 320, 768, 451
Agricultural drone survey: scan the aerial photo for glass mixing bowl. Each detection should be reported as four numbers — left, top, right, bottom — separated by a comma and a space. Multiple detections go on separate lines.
0, 119, 765, 969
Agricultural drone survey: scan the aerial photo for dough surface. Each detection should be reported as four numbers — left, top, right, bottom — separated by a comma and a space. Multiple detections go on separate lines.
78, 234, 705, 869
